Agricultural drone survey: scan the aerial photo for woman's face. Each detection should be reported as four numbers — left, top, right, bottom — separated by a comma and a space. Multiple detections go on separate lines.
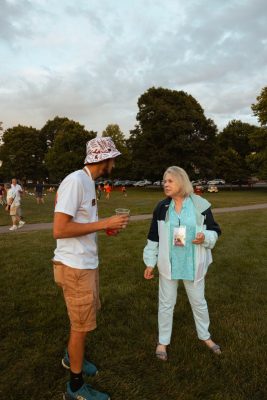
163, 173, 181, 198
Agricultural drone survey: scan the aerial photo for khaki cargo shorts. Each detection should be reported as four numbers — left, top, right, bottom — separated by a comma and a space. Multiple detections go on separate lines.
10, 206, 21, 216
53, 262, 101, 332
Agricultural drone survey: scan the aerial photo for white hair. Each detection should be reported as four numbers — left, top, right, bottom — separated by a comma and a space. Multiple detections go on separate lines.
163, 166, 193, 197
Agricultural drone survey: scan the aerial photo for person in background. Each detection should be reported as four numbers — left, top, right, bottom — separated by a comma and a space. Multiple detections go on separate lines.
0, 183, 6, 205
35, 180, 44, 204
11, 178, 25, 227
104, 182, 112, 200
9, 178, 25, 231
5, 183, 15, 229
53, 137, 129, 400
143, 166, 222, 361
96, 183, 102, 201
121, 185, 127, 197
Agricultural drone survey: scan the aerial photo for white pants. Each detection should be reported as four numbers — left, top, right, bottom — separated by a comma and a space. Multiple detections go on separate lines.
158, 274, 210, 345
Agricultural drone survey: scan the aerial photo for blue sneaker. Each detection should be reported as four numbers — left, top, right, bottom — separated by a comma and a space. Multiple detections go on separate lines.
64, 383, 110, 400
62, 350, 98, 377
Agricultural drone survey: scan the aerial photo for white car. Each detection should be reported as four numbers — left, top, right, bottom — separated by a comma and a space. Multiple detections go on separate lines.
207, 179, 225, 185
133, 180, 152, 187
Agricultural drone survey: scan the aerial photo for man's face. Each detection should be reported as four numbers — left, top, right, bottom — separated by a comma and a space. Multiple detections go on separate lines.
12, 179, 17, 186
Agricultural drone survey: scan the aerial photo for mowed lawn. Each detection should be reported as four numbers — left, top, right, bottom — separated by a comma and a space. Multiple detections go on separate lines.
0, 187, 266, 226
0, 209, 266, 399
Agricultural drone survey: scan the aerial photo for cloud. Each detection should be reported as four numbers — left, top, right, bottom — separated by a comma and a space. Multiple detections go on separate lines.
0, 0, 266, 134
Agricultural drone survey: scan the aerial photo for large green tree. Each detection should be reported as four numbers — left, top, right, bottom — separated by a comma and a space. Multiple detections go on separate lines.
215, 149, 245, 184
252, 86, 267, 126
45, 118, 96, 182
0, 125, 46, 180
40, 116, 72, 150
102, 124, 131, 178
250, 88, 267, 179
216, 120, 262, 181
128, 87, 217, 180
246, 128, 267, 179
217, 120, 254, 158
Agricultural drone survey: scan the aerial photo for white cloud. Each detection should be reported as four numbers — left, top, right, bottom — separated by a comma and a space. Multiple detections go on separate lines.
0, 0, 266, 134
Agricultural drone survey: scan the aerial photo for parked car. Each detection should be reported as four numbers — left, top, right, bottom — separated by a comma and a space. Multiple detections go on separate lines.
153, 180, 163, 186
134, 180, 152, 187
207, 179, 225, 185
113, 180, 124, 187
123, 180, 134, 186
207, 185, 218, 193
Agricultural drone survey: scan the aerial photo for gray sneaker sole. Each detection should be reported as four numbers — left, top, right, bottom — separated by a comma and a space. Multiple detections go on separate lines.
63, 393, 110, 400
62, 359, 70, 370
62, 358, 99, 376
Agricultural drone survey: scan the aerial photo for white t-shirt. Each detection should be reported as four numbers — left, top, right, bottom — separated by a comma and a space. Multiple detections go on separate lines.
53, 168, 98, 269
7, 188, 16, 206
11, 184, 22, 205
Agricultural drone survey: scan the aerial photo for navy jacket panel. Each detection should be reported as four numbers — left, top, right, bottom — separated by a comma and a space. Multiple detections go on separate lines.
147, 197, 221, 241
202, 207, 221, 236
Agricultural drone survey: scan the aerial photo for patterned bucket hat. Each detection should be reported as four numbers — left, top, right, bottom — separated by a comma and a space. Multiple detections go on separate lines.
84, 137, 121, 164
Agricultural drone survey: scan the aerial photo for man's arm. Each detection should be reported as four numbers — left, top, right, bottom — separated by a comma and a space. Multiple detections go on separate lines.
53, 212, 129, 239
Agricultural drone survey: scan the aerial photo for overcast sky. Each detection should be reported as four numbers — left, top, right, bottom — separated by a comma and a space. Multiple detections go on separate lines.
0, 0, 266, 136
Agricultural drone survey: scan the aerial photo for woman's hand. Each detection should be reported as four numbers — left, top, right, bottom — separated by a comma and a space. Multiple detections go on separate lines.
144, 267, 154, 280
192, 232, 205, 245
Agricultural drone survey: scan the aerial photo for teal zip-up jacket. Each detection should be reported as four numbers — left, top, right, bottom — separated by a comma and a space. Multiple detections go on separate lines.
143, 194, 221, 284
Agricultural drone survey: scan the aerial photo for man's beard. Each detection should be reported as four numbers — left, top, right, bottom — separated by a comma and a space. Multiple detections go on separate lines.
102, 160, 112, 176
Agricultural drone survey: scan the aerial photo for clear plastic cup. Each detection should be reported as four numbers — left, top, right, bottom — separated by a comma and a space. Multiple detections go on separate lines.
106, 208, 130, 236
115, 208, 130, 216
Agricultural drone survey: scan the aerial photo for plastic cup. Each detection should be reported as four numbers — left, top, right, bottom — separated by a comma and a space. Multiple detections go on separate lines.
106, 208, 130, 236
115, 208, 130, 216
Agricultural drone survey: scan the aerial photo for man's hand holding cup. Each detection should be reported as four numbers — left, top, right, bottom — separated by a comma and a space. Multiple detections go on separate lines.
106, 208, 130, 236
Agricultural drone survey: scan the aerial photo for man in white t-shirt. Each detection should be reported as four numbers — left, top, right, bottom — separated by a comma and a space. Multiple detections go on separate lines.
9, 178, 26, 230
53, 137, 129, 400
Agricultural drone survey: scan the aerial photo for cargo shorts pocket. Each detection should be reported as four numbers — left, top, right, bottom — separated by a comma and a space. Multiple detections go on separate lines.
53, 264, 64, 287
65, 291, 95, 327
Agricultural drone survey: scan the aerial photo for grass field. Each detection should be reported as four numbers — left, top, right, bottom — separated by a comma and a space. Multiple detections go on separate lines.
0, 187, 266, 226
0, 209, 266, 399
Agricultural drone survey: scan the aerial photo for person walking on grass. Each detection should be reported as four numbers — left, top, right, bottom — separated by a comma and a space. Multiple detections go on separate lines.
53, 137, 129, 400
104, 182, 112, 199
35, 180, 44, 204
143, 166, 222, 361
10, 178, 25, 228
121, 185, 127, 197
6, 179, 25, 230
0, 184, 6, 205
96, 184, 102, 201
5, 183, 16, 229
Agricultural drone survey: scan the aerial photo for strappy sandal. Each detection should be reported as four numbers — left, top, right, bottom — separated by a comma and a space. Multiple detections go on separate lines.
203, 340, 222, 355
209, 344, 222, 355
155, 343, 168, 361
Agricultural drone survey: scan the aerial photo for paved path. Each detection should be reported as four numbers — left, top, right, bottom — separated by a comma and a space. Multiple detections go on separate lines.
0, 203, 267, 235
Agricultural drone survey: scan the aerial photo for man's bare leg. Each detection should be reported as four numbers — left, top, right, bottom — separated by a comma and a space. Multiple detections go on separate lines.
68, 329, 87, 373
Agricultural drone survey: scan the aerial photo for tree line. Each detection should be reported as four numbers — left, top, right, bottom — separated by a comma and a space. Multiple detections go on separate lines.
0, 86, 266, 184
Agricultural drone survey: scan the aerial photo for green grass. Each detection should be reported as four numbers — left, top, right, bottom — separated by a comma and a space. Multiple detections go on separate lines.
0, 187, 266, 225
0, 210, 266, 399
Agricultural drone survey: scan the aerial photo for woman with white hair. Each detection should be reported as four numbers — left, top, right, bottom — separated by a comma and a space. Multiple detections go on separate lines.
143, 166, 222, 361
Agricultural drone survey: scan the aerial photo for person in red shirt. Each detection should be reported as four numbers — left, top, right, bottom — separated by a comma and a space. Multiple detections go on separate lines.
104, 183, 112, 199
